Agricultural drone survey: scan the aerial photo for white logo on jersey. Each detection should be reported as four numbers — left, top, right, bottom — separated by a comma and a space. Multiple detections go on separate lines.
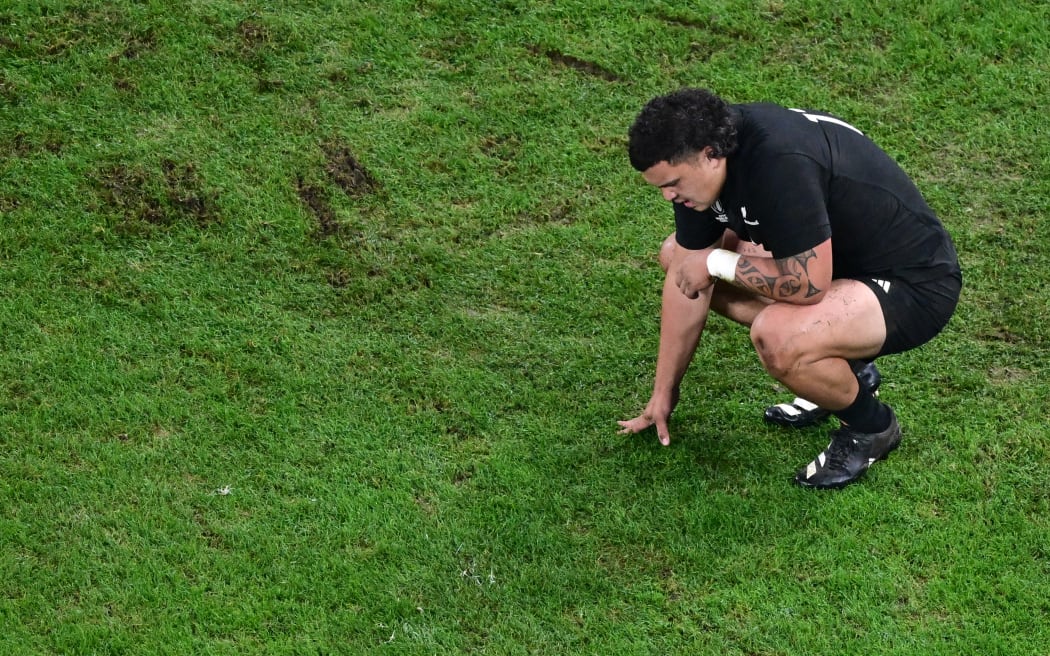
872, 279, 891, 293
790, 108, 864, 135
712, 200, 729, 223
742, 206, 759, 226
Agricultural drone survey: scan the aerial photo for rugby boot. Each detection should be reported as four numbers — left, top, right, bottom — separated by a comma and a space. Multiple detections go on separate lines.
793, 409, 902, 489
763, 361, 881, 428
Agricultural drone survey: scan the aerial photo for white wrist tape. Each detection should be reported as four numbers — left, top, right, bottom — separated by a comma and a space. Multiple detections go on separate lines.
706, 248, 741, 282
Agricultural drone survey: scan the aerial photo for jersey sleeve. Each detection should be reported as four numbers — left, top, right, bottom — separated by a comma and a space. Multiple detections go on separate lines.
673, 203, 724, 250
750, 154, 832, 258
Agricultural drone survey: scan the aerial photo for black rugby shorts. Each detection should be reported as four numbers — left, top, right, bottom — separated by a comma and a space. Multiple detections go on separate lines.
855, 271, 962, 356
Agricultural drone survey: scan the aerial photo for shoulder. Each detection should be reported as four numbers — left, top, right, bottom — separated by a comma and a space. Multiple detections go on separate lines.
730, 104, 830, 178
735, 103, 812, 135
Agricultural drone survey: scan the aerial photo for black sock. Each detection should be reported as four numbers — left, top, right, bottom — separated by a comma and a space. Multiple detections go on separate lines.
833, 384, 892, 433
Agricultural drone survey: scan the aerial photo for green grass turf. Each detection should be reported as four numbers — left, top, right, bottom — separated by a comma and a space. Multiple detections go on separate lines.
1, 0, 1048, 653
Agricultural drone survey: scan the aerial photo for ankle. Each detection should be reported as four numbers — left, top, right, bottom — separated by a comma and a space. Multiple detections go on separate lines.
833, 388, 892, 433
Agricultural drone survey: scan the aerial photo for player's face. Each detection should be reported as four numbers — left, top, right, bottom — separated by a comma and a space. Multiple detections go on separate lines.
641, 149, 726, 211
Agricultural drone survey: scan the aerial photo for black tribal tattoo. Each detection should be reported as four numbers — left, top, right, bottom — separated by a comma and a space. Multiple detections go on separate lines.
738, 249, 823, 300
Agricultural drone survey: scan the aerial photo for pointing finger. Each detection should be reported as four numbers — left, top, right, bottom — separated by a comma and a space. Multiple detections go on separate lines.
655, 416, 671, 446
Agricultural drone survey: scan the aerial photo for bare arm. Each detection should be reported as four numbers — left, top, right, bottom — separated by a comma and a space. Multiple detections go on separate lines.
676, 237, 834, 306
653, 262, 712, 400
619, 240, 716, 445
735, 237, 832, 304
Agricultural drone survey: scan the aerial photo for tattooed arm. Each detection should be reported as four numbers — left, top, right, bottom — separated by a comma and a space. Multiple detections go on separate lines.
672, 237, 834, 305
734, 237, 833, 305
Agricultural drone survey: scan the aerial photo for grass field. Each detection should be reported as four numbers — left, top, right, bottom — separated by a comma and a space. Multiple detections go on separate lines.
2, 1, 1048, 653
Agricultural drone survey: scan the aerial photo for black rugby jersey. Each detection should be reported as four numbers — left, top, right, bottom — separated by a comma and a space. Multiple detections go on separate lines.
674, 103, 959, 281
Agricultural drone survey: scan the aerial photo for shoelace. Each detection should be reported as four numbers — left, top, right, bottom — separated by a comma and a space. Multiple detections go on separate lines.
824, 430, 855, 471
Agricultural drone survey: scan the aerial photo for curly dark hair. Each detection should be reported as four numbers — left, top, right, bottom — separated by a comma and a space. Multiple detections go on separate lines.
627, 88, 739, 171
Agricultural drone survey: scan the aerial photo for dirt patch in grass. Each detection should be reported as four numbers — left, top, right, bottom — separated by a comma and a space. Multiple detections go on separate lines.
161, 160, 217, 222
234, 16, 288, 90
0, 73, 18, 106
653, 9, 757, 47
96, 165, 165, 224
295, 176, 339, 237
4, 133, 35, 157
109, 28, 157, 61
15, 5, 131, 60
237, 18, 271, 50
255, 78, 285, 93
980, 325, 1026, 345
322, 141, 379, 197
94, 159, 219, 230
527, 45, 622, 82
296, 141, 381, 240
654, 10, 713, 30
987, 366, 1032, 384
324, 268, 350, 288
478, 134, 521, 177
0, 194, 21, 212
452, 465, 474, 486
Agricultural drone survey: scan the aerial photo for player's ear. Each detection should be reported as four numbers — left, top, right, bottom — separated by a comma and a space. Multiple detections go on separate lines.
687, 148, 711, 166
701, 147, 723, 169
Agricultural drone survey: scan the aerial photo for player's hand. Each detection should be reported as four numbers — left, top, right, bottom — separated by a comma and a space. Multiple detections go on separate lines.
617, 390, 679, 446
674, 250, 715, 299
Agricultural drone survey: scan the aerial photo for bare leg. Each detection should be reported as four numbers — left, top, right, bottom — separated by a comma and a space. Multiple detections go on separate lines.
749, 280, 886, 410
658, 232, 882, 425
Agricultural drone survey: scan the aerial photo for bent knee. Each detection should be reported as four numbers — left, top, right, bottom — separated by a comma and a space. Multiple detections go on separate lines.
750, 311, 803, 378
658, 233, 677, 272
